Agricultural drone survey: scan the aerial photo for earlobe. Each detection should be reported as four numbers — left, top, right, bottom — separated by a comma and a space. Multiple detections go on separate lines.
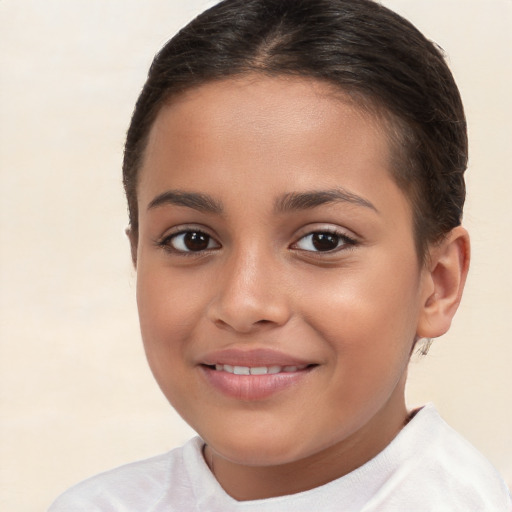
416, 226, 470, 339
125, 227, 138, 268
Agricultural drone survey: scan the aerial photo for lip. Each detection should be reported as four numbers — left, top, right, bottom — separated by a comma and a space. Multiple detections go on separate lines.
198, 348, 317, 401
200, 348, 313, 367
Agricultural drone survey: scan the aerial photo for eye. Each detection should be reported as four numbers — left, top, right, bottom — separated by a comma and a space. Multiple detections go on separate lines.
162, 230, 220, 253
293, 231, 356, 252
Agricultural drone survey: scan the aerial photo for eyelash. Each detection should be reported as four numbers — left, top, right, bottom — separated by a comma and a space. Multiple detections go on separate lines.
291, 229, 358, 254
156, 227, 358, 256
156, 229, 220, 256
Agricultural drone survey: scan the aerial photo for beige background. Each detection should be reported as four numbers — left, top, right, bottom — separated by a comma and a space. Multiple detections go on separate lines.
0, 1, 511, 510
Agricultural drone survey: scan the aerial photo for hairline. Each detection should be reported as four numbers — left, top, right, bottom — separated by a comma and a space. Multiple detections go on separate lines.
126, 71, 433, 264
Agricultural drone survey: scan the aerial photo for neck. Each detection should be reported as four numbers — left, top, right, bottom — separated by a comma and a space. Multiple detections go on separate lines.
203, 396, 409, 501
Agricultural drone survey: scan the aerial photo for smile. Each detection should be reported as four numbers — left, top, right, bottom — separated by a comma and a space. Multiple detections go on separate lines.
200, 362, 316, 401
213, 364, 309, 375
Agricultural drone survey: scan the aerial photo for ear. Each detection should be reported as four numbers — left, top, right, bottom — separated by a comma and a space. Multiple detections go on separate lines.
125, 227, 138, 268
416, 226, 470, 339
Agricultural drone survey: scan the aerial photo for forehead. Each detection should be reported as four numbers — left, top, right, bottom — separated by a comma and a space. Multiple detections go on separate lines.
148, 76, 385, 145
139, 75, 397, 201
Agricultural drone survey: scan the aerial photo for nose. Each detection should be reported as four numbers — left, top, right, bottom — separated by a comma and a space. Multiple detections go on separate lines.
207, 247, 292, 334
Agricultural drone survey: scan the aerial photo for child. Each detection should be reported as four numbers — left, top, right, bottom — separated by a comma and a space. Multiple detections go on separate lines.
48, 0, 512, 510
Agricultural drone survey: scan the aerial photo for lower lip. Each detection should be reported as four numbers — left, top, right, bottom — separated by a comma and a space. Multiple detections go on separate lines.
200, 365, 314, 401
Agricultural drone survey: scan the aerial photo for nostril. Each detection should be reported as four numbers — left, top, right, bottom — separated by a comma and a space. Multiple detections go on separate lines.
213, 318, 230, 330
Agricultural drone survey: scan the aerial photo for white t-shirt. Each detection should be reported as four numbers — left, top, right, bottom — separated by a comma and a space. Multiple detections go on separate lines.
48, 404, 511, 511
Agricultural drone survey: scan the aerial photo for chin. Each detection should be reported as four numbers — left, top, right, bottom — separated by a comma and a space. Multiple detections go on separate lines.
200, 425, 307, 466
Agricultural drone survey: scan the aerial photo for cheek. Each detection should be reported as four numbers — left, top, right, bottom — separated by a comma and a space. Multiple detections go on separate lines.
298, 260, 422, 354
136, 271, 204, 416
136, 266, 197, 379
137, 261, 204, 334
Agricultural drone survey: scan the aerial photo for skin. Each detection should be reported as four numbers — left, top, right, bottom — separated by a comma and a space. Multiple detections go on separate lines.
130, 75, 469, 500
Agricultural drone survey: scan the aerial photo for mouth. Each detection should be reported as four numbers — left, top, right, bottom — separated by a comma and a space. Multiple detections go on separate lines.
203, 363, 313, 375
199, 359, 318, 401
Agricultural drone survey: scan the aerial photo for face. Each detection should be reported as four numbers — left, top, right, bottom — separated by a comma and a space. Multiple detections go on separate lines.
134, 76, 433, 482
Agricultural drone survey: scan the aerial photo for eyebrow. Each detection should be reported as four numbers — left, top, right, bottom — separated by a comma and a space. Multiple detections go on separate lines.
147, 187, 377, 215
147, 190, 223, 214
274, 188, 378, 213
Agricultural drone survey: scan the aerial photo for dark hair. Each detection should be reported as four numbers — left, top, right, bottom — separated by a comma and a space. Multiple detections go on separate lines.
123, 0, 467, 260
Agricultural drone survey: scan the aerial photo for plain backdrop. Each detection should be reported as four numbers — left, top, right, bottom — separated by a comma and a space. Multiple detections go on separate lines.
0, 1, 511, 510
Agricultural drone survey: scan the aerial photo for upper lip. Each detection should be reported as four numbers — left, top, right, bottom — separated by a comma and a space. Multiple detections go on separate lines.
200, 348, 315, 367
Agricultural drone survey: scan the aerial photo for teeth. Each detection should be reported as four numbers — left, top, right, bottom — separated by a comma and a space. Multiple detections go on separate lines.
212, 364, 307, 374
250, 367, 268, 375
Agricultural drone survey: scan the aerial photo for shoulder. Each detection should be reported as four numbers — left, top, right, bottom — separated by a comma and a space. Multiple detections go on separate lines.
47, 438, 201, 512
392, 404, 512, 511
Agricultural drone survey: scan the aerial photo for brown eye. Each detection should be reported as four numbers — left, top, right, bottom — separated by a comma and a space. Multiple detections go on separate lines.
184, 232, 210, 251
311, 233, 339, 251
168, 231, 219, 252
294, 231, 356, 253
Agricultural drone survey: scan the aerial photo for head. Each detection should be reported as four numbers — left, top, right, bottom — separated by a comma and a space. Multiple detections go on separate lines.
124, 0, 467, 263
123, 0, 470, 499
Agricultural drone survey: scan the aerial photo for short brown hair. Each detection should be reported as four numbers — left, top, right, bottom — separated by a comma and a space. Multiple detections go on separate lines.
123, 0, 467, 260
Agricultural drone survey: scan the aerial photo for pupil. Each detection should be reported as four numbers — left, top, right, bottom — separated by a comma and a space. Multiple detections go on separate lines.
184, 232, 209, 251
312, 233, 338, 251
